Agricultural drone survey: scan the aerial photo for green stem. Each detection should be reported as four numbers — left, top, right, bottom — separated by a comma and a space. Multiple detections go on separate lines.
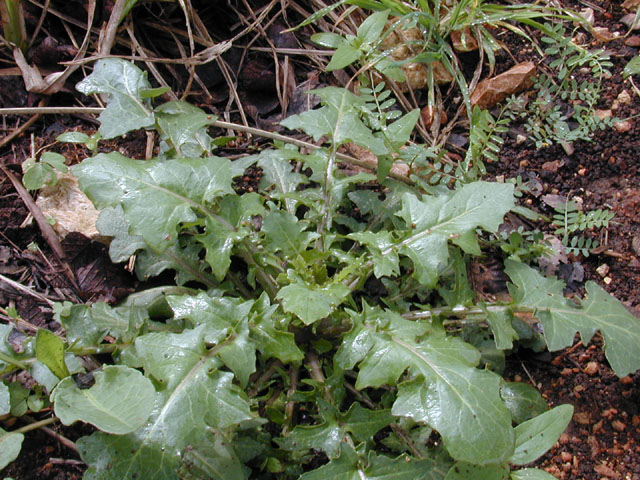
13, 415, 59, 434
319, 144, 338, 238
237, 242, 279, 300
402, 304, 535, 321
69, 343, 124, 356
0, 351, 28, 370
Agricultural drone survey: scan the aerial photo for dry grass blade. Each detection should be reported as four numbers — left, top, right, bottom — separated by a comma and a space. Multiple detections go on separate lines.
0, 273, 54, 307
0, 98, 47, 149
12, 0, 95, 94
0, 105, 415, 183
98, 0, 129, 56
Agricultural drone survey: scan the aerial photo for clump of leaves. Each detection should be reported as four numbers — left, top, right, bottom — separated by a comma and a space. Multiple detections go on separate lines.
505, 22, 614, 148
21, 152, 69, 190
551, 198, 614, 257
3, 58, 640, 479
307, 0, 584, 121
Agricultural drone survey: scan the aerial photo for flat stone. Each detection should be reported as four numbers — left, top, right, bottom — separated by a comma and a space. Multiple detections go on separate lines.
613, 119, 633, 133
621, 13, 640, 30
471, 62, 536, 109
624, 35, 640, 47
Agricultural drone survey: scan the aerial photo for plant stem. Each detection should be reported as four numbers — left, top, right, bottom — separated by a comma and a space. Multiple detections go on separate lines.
237, 242, 279, 300
283, 365, 299, 434
22, 414, 79, 453
402, 304, 535, 320
13, 415, 59, 434
317, 143, 338, 241
306, 351, 333, 403
69, 343, 123, 356
0, 351, 28, 370
0, 108, 413, 184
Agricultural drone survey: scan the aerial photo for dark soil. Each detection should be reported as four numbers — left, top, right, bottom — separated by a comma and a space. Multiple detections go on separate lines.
1, 0, 640, 478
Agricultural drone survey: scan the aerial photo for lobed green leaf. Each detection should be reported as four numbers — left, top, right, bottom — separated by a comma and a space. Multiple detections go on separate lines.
506, 260, 640, 377
76, 58, 155, 139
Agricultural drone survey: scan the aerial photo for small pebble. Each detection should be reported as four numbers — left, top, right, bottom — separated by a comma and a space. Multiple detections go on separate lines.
584, 361, 599, 375
561, 141, 575, 155
593, 419, 604, 433
632, 235, 640, 256
594, 462, 621, 478
613, 120, 633, 133
621, 12, 640, 30
561, 451, 573, 462
574, 411, 591, 424
596, 264, 610, 277
595, 109, 613, 120
604, 276, 612, 285
578, 167, 587, 176
612, 420, 626, 432
620, 376, 633, 385
617, 90, 631, 105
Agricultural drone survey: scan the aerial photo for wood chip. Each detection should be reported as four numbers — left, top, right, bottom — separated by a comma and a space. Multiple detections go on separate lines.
574, 411, 591, 424
592, 27, 620, 42
594, 463, 621, 478
612, 420, 626, 432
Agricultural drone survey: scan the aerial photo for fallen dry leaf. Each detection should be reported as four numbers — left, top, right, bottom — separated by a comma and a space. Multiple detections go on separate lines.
380, 19, 453, 90
471, 62, 536, 109
36, 173, 104, 242
592, 26, 620, 42
343, 143, 410, 179
420, 104, 448, 129
450, 28, 478, 52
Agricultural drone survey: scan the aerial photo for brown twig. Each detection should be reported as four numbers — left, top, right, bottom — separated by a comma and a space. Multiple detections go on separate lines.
0, 273, 54, 306
98, 0, 128, 57
21, 415, 78, 453
248, 359, 283, 397
0, 107, 414, 184
0, 166, 80, 293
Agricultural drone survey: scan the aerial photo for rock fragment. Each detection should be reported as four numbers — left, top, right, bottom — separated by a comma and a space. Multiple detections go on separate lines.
470, 62, 536, 109
621, 13, 640, 30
